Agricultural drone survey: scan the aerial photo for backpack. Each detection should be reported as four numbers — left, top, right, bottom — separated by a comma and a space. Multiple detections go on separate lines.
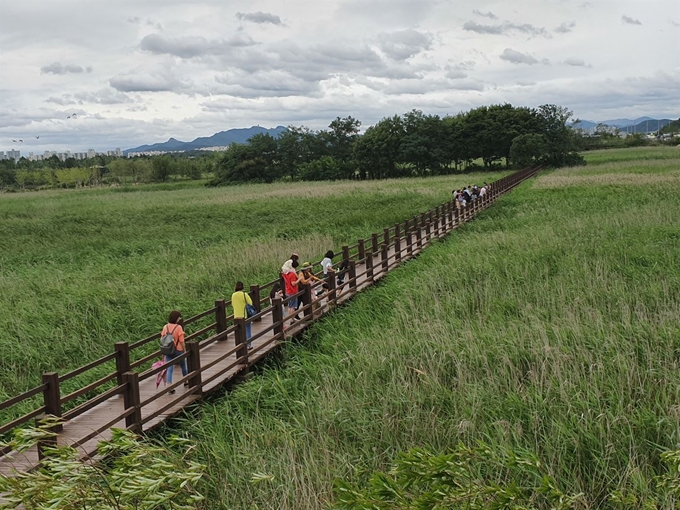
243, 291, 257, 318
160, 325, 179, 356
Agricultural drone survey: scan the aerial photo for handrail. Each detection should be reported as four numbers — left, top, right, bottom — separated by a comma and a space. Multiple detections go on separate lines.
0, 167, 541, 454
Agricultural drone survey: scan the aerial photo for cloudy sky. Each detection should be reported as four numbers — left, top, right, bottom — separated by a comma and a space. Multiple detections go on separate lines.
1, 0, 678, 152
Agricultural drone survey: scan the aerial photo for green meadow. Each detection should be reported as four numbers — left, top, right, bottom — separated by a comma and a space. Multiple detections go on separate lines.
2, 146, 679, 508
165, 147, 678, 508
0, 173, 505, 407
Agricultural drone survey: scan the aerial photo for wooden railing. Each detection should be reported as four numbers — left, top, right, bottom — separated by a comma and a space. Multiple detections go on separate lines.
0, 166, 540, 451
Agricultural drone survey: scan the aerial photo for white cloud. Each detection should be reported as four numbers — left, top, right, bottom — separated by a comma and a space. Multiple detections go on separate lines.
0, 0, 677, 151
376, 29, 433, 60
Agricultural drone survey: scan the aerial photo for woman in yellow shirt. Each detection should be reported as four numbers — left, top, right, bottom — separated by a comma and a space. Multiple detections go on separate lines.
231, 281, 254, 349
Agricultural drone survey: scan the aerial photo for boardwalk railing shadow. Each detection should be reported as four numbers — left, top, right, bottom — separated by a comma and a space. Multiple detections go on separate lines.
0, 166, 540, 474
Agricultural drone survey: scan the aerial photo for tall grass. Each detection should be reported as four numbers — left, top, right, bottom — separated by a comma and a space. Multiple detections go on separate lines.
174, 148, 680, 508
0, 173, 507, 407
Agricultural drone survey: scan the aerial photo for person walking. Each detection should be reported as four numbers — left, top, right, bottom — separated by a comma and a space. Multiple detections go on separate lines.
232, 281, 254, 349
161, 310, 188, 394
299, 262, 322, 315
283, 259, 301, 325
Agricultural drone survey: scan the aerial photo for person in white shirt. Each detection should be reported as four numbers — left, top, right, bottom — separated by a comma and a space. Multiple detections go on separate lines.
321, 250, 335, 276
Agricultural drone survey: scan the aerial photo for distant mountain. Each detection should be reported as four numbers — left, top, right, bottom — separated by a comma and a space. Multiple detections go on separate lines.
125, 126, 288, 154
601, 116, 655, 128
617, 118, 672, 134
571, 119, 598, 130
571, 117, 674, 134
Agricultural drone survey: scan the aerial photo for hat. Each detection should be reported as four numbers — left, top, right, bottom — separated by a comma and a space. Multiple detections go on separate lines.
301, 262, 312, 270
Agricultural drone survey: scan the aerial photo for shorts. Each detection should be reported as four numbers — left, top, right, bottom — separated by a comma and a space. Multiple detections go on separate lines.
287, 296, 298, 308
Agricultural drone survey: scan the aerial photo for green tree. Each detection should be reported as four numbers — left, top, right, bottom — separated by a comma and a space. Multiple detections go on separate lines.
298, 155, 344, 181
536, 104, 584, 167
151, 156, 172, 182
510, 133, 549, 168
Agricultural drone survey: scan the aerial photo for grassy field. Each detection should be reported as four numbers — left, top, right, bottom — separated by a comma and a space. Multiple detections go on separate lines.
162, 147, 680, 508
0, 173, 507, 407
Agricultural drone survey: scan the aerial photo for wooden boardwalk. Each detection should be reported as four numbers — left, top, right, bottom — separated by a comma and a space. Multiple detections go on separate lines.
0, 167, 538, 475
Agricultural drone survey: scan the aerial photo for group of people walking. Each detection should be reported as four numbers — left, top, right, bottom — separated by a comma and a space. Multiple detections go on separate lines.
159, 250, 346, 390
453, 183, 490, 209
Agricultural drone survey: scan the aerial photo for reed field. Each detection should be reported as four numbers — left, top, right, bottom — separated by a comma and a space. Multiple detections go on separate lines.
0, 173, 506, 409
165, 147, 679, 508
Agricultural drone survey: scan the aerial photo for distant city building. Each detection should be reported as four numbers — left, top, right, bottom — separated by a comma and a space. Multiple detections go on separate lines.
0, 151, 5, 161
7, 150, 21, 161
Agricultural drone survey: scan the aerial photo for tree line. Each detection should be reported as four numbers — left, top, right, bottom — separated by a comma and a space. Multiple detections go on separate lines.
0, 153, 218, 190
210, 103, 585, 185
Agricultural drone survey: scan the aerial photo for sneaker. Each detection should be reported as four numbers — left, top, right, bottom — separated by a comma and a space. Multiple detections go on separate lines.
183, 381, 190, 387
169, 389, 176, 395
247, 343, 253, 350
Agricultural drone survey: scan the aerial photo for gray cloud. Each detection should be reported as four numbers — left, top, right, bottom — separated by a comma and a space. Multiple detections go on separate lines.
555, 21, 576, 33
564, 58, 590, 67
463, 20, 550, 38
214, 70, 320, 98
110, 70, 191, 93
376, 29, 433, 60
41, 62, 92, 75
140, 33, 256, 58
235, 11, 282, 25
46, 89, 132, 106
445, 60, 475, 79
472, 9, 498, 20
500, 48, 540, 65
622, 15, 642, 25
127, 16, 163, 30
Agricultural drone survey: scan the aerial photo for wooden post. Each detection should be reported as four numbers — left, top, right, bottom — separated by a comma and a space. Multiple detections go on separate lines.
215, 299, 227, 338
249, 284, 261, 322
371, 233, 379, 254
115, 342, 130, 387
358, 239, 366, 260
186, 342, 202, 396
366, 252, 374, 282
234, 318, 248, 363
425, 221, 431, 241
383, 228, 390, 248
416, 221, 422, 249
349, 260, 357, 291
381, 243, 389, 272
327, 272, 337, 304
407, 230, 413, 256
122, 371, 142, 433
272, 297, 284, 338
342, 245, 350, 263
35, 416, 57, 461
448, 203, 454, 230
301, 283, 313, 320
394, 225, 401, 261
42, 372, 62, 432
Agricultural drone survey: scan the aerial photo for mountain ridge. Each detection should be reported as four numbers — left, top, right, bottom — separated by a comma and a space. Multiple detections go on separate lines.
125, 126, 288, 154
